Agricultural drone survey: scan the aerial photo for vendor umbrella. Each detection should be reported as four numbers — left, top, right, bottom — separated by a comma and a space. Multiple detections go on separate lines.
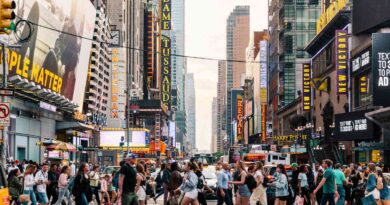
37, 139, 62, 146
47, 142, 77, 152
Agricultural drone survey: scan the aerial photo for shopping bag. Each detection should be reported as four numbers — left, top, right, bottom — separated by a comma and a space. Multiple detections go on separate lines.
361, 194, 377, 205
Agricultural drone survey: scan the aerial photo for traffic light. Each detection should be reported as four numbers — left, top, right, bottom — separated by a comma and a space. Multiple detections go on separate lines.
0, 0, 15, 34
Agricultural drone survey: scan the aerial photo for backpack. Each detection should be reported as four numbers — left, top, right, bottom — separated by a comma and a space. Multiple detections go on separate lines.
245, 174, 257, 192
197, 175, 205, 189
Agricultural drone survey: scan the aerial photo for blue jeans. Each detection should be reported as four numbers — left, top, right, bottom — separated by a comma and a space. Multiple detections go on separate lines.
336, 184, 345, 205
321, 193, 335, 205
54, 188, 72, 205
22, 190, 37, 205
76, 193, 89, 205
217, 189, 232, 205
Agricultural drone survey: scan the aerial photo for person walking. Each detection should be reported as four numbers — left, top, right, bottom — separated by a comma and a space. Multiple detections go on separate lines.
272, 164, 289, 205
100, 175, 111, 205
251, 162, 267, 205
376, 169, 390, 205
136, 164, 147, 205
168, 162, 183, 204
73, 163, 92, 205
174, 161, 199, 205
298, 164, 310, 205
306, 165, 316, 205
47, 164, 59, 205
22, 165, 37, 205
8, 168, 23, 205
109, 171, 118, 204
216, 163, 232, 205
333, 163, 346, 205
229, 161, 251, 205
314, 159, 338, 205
35, 163, 50, 205
344, 168, 353, 205
118, 153, 139, 205
53, 165, 71, 205
315, 169, 324, 205
291, 163, 299, 201
90, 165, 101, 205
365, 163, 380, 204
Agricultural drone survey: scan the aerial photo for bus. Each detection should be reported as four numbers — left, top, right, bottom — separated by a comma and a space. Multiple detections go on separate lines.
243, 151, 290, 165
193, 154, 216, 165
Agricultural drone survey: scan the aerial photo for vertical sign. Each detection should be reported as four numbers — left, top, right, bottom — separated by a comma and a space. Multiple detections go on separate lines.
360, 75, 367, 94
372, 33, 390, 106
161, 35, 171, 110
111, 48, 119, 118
261, 104, 266, 143
237, 95, 244, 141
302, 63, 311, 111
335, 30, 348, 94
260, 41, 268, 104
161, 0, 171, 30
146, 12, 154, 87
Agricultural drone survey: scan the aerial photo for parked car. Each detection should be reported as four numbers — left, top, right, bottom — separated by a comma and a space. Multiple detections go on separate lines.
100, 166, 121, 178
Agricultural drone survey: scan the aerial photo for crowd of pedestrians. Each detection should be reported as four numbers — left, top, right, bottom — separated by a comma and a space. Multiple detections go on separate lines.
4, 157, 390, 205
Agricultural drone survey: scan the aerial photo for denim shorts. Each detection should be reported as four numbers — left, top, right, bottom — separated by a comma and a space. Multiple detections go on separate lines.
37, 192, 49, 204
238, 185, 251, 197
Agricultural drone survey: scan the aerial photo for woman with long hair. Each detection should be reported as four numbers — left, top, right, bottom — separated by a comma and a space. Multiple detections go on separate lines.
273, 164, 289, 205
366, 163, 380, 204
377, 169, 390, 205
22, 165, 37, 205
74, 163, 92, 205
54, 165, 71, 205
168, 162, 183, 203
136, 163, 147, 205
315, 169, 324, 205
229, 161, 251, 205
89, 165, 101, 205
8, 168, 22, 205
344, 168, 353, 205
251, 161, 267, 205
298, 165, 309, 205
175, 162, 199, 205
306, 165, 316, 205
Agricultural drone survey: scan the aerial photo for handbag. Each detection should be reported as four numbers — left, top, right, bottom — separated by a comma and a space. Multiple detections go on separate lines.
19, 194, 30, 203
361, 194, 377, 205
367, 188, 380, 200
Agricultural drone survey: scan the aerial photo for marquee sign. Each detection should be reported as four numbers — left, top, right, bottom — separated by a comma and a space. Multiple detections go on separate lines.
302, 63, 311, 111
237, 95, 243, 141
336, 30, 349, 95
161, 35, 171, 110
161, 0, 171, 30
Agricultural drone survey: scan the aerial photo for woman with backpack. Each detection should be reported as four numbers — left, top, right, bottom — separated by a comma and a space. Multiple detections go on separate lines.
53, 165, 71, 205
251, 162, 267, 205
229, 161, 251, 205
376, 169, 390, 204
272, 164, 289, 205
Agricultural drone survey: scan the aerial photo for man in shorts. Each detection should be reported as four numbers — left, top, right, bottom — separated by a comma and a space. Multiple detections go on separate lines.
119, 153, 139, 205
35, 163, 50, 205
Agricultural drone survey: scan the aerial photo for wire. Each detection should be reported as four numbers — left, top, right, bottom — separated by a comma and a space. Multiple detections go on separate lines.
13, 19, 34, 44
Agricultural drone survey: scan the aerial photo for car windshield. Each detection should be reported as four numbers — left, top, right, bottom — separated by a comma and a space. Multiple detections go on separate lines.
202, 171, 216, 179
103, 167, 120, 174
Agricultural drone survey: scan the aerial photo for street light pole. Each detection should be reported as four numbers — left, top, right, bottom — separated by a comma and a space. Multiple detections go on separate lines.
0, 43, 7, 166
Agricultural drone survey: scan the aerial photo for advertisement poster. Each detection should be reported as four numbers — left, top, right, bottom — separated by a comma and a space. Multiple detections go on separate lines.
335, 30, 348, 95
302, 63, 311, 111
100, 131, 149, 147
372, 33, 390, 106
7, 0, 96, 109
334, 110, 375, 141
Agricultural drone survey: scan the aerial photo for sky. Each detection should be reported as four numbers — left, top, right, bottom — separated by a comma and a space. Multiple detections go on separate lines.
185, 0, 268, 152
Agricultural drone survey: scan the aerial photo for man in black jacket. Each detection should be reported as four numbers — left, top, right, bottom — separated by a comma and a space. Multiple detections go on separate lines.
47, 164, 59, 205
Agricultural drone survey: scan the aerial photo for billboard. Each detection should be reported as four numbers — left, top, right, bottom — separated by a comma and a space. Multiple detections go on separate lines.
302, 64, 311, 111
236, 95, 243, 142
261, 104, 266, 143
353, 0, 390, 35
260, 41, 267, 104
6, 0, 96, 108
335, 30, 348, 95
100, 131, 150, 147
372, 33, 390, 106
334, 110, 376, 141
316, 0, 349, 34
161, 35, 171, 110
111, 48, 127, 119
161, 0, 171, 30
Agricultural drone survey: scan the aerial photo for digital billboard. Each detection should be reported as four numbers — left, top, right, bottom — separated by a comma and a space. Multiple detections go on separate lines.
335, 30, 348, 95
334, 110, 376, 141
100, 131, 150, 147
372, 33, 390, 106
6, 0, 96, 108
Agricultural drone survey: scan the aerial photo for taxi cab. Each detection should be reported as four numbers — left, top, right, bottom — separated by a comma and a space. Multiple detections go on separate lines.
0, 164, 10, 205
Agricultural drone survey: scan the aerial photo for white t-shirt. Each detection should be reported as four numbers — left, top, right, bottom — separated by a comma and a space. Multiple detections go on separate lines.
254, 170, 264, 184
34, 170, 49, 193
298, 173, 308, 188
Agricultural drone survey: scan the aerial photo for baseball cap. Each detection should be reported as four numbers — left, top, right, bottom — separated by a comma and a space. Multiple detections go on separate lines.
125, 153, 137, 160
291, 163, 298, 168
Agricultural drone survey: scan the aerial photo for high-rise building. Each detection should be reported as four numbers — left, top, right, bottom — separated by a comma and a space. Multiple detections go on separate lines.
217, 61, 227, 152
226, 6, 250, 146
268, 0, 320, 135
185, 73, 196, 154
211, 97, 218, 153
172, 0, 187, 148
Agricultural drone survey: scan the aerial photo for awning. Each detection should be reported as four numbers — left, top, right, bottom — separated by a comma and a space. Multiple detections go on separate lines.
365, 107, 390, 130
56, 121, 96, 131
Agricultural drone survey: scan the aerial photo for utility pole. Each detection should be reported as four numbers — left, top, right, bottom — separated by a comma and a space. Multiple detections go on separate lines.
0, 43, 7, 166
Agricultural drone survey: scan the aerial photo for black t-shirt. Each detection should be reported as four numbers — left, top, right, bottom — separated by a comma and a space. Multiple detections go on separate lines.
120, 163, 137, 193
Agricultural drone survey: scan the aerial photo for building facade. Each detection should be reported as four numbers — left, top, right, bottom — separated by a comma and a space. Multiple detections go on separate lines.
185, 73, 196, 154
211, 97, 218, 153
226, 6, 250, 147
217, 61, 227, 152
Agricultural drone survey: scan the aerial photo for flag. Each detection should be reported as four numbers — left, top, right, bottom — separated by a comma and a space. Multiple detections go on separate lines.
310, 77, 329, 92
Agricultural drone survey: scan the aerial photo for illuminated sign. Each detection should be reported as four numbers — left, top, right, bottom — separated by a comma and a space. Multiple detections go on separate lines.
360, 75, 367, 94
146, 11, 154, 87
260, 41, 268, 104
73, 111, 87, 122
336, 30, 348, 95
372, 33, 390, 106
335, 110, 376, 141
261, 104, 266, 143
161, 0, 171, 30
352, 49, 370, 73
161, 35, 171, 110
302, 63, 311, 111
316, 0, 349, 34
272, 135, 308, 142
111, 49, 119, 118
237, 95, 243, 141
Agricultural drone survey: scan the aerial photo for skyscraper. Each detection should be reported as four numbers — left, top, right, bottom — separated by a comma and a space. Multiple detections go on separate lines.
185, 73, 196, 154
226, 6, 250, 146
211, 97, 218, 153
217, 61, 227, 152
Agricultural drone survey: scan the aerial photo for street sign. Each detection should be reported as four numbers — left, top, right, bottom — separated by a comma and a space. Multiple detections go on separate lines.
0, 88, 14, 96
0, 102, 10, 125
